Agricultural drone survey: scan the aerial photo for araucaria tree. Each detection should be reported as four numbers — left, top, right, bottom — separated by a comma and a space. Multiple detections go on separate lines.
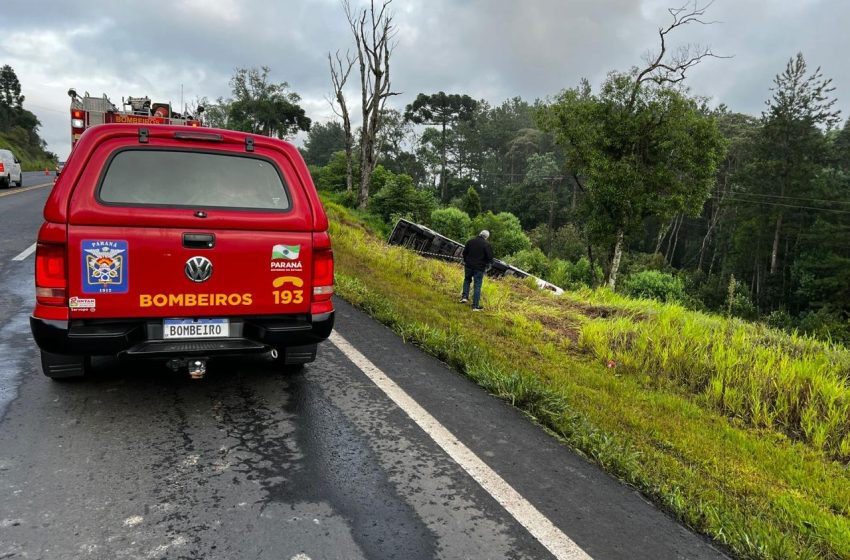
0, 64, 53, 165
343, 0, 400, 209
0, 65, 24, 109
539, 2, 726, 288
404, 92, 478, 202
0, 64, 39, 132
751, 53, 840, 276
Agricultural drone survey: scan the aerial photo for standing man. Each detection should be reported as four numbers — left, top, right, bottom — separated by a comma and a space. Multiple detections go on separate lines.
460, 230, 493, 311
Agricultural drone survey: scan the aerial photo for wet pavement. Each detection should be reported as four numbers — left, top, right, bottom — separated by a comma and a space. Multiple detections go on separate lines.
0, 185, 727, 559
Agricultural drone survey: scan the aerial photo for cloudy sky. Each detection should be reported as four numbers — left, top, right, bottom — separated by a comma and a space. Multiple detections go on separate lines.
3, 0, 849, 159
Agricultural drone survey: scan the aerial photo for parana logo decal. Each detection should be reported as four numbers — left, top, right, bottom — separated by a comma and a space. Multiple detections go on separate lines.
271, 243, 303, 271
272, 244, 300, 260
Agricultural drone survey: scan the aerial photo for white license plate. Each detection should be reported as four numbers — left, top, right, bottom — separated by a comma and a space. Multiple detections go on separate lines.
163, 318, 229, 339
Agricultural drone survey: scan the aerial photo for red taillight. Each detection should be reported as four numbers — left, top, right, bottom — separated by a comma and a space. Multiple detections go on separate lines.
0, 162, 4, 173
71, 110, 83, 119
35, 243, 67, 306
311, 231, 334, 315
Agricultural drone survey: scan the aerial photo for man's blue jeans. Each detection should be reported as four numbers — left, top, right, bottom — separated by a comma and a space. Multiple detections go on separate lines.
462, 266, 485, 308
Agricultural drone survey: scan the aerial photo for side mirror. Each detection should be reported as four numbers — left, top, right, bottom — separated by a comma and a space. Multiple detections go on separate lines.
13, 158, 19, 164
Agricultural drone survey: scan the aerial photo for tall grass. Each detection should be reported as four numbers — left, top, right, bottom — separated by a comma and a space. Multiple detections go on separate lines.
579, 301, 850, 459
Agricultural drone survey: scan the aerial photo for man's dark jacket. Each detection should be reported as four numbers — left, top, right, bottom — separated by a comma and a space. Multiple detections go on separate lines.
462, 236, 494, 272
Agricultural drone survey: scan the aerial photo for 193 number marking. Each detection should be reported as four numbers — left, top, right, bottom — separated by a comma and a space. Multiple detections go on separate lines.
273, 290, 304, 305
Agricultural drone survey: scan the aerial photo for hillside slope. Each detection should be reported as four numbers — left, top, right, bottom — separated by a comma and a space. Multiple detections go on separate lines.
326, 199, 850, 560
0, 128, 56, 171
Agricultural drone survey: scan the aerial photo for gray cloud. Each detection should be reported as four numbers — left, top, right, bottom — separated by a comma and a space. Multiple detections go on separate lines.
3, 0, 849, 159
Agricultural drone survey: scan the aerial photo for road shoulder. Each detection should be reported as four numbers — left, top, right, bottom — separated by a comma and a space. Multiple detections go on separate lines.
331, 297, 728, 560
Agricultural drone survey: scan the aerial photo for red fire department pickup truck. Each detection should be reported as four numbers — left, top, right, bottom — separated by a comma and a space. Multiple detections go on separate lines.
30, 124, 334, 379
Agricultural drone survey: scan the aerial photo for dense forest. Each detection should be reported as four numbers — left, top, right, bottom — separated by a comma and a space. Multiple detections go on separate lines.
0, 65, 55, 170
295, 2, 850, 345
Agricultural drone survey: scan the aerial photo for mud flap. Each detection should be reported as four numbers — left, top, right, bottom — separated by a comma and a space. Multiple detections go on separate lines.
283, 344, 317, 365
40, 351, 90, 380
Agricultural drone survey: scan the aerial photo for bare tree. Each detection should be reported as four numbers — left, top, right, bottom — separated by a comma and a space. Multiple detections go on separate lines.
664, 214, 684, 264
343, 0, 400, 209
697, 183, 726, 271
628, 1, 729, 109
328, 50, 356, 192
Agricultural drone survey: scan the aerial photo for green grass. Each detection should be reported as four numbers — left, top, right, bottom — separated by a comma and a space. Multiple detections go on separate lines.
325, 198, 850, 560
579, 299, 850, 459
0, 129, 56, 171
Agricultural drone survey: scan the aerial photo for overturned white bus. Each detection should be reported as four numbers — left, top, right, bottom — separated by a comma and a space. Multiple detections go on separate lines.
387, 219, 564, 296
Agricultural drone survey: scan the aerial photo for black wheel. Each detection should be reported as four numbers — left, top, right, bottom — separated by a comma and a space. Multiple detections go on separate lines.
0, 177, 8, 189
14, 174, 22, 187
40, 351, 90, 380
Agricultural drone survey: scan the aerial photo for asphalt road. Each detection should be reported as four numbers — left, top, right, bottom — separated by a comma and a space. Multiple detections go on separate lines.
0, 184, 729, 560
21, 170, 57, 187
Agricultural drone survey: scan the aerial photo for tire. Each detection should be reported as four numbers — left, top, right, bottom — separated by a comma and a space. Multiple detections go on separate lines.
40, 351, 90, 380
0, 177, 8, 189
14, 174, 22, 188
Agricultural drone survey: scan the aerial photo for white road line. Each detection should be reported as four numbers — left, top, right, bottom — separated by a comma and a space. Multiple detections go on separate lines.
12, 243, 36, 261
329, 331, 593, 560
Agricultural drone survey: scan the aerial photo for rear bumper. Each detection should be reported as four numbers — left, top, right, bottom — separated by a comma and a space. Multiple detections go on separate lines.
30, 312, 334, 358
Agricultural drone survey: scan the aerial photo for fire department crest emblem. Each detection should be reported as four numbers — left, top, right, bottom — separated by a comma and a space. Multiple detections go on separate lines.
82, 240, 128, 294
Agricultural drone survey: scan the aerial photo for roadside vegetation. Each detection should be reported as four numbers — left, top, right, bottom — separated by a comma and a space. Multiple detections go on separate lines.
325, 198, 850, 560
0, 65, 56, 170
0, 130, 55, 171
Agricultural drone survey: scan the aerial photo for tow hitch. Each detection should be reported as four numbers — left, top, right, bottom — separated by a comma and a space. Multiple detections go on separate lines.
166, 358, 208, 380
188, 359, 207, 380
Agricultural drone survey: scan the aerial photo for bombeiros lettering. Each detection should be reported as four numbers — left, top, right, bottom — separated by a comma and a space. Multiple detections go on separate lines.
140, 293, 253, 307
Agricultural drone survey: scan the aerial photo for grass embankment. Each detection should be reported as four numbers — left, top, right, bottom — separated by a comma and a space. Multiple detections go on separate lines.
325, 199, 850, 560
0, 130, 56, 171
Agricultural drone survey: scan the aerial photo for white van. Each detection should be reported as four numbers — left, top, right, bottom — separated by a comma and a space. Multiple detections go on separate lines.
0, 149, 23, 188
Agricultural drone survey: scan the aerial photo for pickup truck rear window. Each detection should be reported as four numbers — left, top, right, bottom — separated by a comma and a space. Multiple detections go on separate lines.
98, 149, 290, 210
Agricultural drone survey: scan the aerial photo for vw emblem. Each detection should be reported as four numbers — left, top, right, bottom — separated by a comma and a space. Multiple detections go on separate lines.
185, 256, 213, 283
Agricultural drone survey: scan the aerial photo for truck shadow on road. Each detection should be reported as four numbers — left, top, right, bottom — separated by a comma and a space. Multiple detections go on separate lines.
75, 354, 294, 385
19, 349, 441, 559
